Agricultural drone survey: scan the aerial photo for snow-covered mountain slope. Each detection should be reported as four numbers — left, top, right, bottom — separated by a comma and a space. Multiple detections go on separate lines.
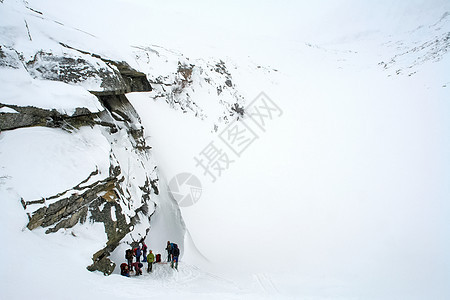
378, 12, 450, 78
1, 0, 450, 299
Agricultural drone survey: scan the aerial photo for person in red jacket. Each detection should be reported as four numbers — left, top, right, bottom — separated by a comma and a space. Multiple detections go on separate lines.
120, 263, 130, 277
142, 242, 148, 262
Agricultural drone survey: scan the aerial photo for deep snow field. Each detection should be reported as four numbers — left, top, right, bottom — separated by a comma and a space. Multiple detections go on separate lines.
1, 0, 450, 299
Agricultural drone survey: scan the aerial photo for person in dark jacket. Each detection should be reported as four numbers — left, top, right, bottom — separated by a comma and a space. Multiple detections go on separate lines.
125, 248, 133, 271
166, 241, 172, 262
171, 244, 180, 270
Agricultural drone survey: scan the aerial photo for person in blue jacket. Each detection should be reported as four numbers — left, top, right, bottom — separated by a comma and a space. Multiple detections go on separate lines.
135, 245, 142, 263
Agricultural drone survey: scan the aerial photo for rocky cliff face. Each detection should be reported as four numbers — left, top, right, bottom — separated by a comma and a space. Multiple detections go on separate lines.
1, 41, 158, 274
0, 0, 247, 275
132, 45, 246, 130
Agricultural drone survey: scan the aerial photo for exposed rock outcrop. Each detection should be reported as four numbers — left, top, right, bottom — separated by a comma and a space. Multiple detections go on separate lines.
0, 104, 96, 131
25, 45, 152, 95
0, 45, 20, 69
132, 46, 246, 129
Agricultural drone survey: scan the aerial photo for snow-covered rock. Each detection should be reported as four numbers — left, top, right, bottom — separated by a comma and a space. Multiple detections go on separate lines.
133, 45, 246, 130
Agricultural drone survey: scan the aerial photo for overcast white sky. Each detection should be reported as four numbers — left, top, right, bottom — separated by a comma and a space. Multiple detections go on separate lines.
30, 0, 450, 56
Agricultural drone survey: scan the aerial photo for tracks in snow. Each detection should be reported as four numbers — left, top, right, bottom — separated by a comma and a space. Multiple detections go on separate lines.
128, 262, 241, 294
254, 273, 280, 295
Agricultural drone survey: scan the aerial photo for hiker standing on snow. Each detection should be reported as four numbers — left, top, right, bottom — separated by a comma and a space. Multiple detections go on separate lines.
147, 250, 155, 273
136, 245, 142, 263
142, 242, 148, 262
166, 241, 172, 262
171, 244, 180, 270
125, 248, 133, 271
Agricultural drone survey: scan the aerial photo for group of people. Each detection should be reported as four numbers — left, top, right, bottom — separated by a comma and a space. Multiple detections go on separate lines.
120, 240, 180, 277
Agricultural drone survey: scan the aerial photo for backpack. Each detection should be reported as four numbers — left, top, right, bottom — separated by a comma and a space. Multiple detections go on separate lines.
173, 246, 180, 257
155, 254, 161, 263
125, 249, 132, 259
170, 243, 178, 254
120, 263, 128, 271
